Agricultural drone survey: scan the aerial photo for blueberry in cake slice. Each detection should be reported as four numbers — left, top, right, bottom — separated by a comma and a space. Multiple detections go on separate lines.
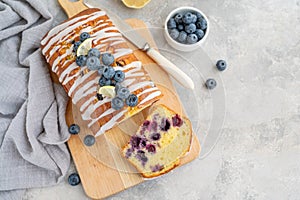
122, 105, 192, 178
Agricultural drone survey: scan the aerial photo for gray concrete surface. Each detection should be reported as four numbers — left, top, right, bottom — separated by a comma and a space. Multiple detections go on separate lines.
23, 0, 300, 199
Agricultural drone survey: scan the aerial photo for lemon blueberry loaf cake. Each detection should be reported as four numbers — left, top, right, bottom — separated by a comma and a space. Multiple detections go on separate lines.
41, 8, 162, 137
122, 105, 192, 178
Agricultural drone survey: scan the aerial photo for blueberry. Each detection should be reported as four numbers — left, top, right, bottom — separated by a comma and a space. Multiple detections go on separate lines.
140, 139, 147, 148
68, 173, 81, 186
177, 24, 184, 31
103, 66, 115, 79
191, 14, 197, 23
185, 23, 196, 34
177, 31, 187, 43
150, 164, 164, 172
172, 114, 183, 127
73, 41, 81, 52
150, 133, 161, 141
137, 150, 145, 154
105, 79, 112, 86
68, 124, 80, 135
195, 29, 205, 40
195, 12, 203, 20
196, 18, 207, 30
130, 136, 141, 148
169, 29, 179, 40
216, 60, 227, 71
84, 135, 95, 146
205, 78, 217, 90
80, 32, 90, 42
186, 34, 198, 44
98, 76, 107, 87
125, 149, 132, 158
111, 97, 124, 110
143, 120, 150, 128
167, 18, 177, 29
98, 65, 105, 75
114, 70, 125, 82
136, 150, 148, 163
110, 79, 116, 86
174, 13, 183, 24
160, 118, 171, 131
182, 12, 194, 24
88, 48, 100, 58
97, 93, 104, 100
101, 53, 115, 66
75, 55, 87, 67
125, 94, 138, 107
86, 56, 100, 70
117, 87, 130, 99
146, 144, 156, 153
150, 121, 158, 132
115, 82, 122, 94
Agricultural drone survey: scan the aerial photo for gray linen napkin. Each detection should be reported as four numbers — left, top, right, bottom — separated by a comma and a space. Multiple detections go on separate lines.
0, 0, 71, 199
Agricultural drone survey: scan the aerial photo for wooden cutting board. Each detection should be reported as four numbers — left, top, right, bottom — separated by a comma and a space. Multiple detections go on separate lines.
56, 0, 201, 199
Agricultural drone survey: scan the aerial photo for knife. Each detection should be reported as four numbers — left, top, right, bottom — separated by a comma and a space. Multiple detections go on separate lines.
84, 0, 194, 90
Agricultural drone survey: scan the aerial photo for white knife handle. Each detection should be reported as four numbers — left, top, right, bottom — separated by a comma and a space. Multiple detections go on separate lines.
146, 48, 194, 90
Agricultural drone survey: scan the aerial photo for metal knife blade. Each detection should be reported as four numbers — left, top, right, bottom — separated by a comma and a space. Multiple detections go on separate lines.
84, 0, 194, 89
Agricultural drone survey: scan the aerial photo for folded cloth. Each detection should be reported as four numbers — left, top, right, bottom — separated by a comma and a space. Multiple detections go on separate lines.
0, 0, 71, 199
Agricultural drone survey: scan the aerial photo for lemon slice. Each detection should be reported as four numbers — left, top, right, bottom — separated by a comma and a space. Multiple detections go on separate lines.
122, 0, 151, 9
76, 38, 93, 56
98, 86, 116, 98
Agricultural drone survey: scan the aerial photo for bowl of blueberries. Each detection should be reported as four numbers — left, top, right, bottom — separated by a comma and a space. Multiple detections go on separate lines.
165, 6, 209, 52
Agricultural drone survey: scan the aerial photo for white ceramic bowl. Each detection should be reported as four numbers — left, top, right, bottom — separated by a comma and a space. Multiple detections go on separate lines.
164, 6, 209, 52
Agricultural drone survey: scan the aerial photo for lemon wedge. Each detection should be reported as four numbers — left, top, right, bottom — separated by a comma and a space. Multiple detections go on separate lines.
98, 86, 116, 98
122, 0, 151, 9
76, 38, 93, 56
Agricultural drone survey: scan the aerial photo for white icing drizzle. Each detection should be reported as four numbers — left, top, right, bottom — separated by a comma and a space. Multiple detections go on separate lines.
72, 81, 96, 104
88, 108, 115, 127
122, 78, 135, 86
59, 63, 77, 82
62, 69, 80, 85
93, 27, 122, 41
139, 91, 162, 105
110, 40, 125, 46
68, 70, 95, 96
114, 61, 140, 71
41, 11, 161, 137
98, 36, 124, 44
113, 48, 133, 58
94, 110, 127, 137
137, 87, 159, 97
126, 72, 144, 78
82, 104, 94, 120
41, 11, 101, 45
47, 20, 106, 64
42, 11, 106, 55
80, 96, 95, 112
92, 97, 111, 111
128, 81, 153, 93
81, 96, 111, 120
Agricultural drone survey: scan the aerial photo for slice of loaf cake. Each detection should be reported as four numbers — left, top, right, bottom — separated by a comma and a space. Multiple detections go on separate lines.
122, 105, 192, 178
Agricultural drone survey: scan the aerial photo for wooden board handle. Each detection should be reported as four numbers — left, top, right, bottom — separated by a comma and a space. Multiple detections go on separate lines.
58, 0, 87, 18
146, 48, 195, 90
